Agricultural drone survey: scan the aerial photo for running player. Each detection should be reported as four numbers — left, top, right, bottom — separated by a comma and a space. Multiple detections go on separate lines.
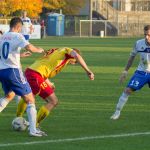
16, 47, 94, 133
111, 25, 150, 120
0, 17, 45, 136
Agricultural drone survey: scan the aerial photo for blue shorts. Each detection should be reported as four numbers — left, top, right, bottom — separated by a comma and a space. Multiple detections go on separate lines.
127, 70, 150, 91
23, 35, 30, 40
0, 68, 32, 96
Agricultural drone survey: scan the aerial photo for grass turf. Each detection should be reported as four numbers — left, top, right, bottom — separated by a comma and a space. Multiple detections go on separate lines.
0, 37, 150, 150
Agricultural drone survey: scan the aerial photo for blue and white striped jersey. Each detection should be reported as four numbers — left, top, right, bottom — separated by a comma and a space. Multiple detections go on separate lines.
131, 38, 150, 72
0, 32, 29, 69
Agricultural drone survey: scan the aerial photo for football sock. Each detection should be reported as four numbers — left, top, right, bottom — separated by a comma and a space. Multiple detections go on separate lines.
116, 92, 129, 111
16, 98, 27, 117
37, 105, 50, 127
26, 103, 37, 133
0, 97, 9, 112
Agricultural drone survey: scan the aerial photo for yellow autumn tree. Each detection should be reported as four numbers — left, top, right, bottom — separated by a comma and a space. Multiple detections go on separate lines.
18, 0, 43, 18
43, 0, 86, 15
43, 0, 65, 10
0, 0, 20, 16
0, 0, 43, 17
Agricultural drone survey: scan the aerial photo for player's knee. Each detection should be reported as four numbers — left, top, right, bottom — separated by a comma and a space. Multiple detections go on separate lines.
46, 97, 58, 107
6, 92, 15, 101
51, 98, 58, 107
124, 88, 133, 95
51, 93, 58, 106
22, 93, 35, 104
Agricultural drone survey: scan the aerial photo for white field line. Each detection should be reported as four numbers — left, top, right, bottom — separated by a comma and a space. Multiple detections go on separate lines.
0, 131, 150, 147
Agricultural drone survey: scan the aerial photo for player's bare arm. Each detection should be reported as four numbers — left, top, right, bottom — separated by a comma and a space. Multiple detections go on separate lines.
71, 51, 94, 80
119, 55, 135, 83
25, 44, 44, 53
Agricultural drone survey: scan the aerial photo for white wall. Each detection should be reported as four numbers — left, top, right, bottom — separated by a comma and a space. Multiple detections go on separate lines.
0, 25, 41, 39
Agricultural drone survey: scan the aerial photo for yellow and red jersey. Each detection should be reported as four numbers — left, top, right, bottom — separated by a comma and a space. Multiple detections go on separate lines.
29, 47, 75, 79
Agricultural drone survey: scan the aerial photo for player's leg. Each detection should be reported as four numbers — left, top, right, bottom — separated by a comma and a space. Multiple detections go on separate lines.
111, 70, 147, 120
16, 98, 27, 117
36, 78, 57, 127
37, 93, 58, 127
11, 68, 44, 136
16, 91, 58, 129
0, 91, 15, 112
16, 94, 47, 136
15, 95, 28, 118
21, 93, 43, 137
16, 68, 38, 118
0, 69, 16, 112
110, 88, 133, 120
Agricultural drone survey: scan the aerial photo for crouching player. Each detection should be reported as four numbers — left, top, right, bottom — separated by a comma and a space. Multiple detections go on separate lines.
16, 47, 94, 134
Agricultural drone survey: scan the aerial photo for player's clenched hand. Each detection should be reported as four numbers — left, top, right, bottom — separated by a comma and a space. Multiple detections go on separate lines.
119, 70, 128, 84
87, 71, 94, 80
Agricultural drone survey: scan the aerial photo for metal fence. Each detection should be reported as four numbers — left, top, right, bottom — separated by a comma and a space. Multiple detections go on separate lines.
0, 16, 149, 37
80, 15, 150, 37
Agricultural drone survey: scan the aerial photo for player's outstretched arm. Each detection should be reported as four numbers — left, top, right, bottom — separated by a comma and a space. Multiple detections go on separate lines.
119, 55, 135, 84
25, 44, 44, 53
71, 51, 94, 80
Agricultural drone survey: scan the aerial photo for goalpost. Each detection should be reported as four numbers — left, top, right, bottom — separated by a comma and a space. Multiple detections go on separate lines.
79, 20, 118, 37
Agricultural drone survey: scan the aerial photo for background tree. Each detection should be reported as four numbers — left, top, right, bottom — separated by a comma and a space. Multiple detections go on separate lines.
43, 0, 65, 10
62, 0, 86, 15
43, 0, 86, 15
17, 0, 43, 18
0, 0, 86, 18
0, 0, 43, 17
0, 0, 20, 16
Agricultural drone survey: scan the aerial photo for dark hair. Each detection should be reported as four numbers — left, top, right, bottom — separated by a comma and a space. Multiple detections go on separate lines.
10, 17, 23, 28
144, 25, 150, 31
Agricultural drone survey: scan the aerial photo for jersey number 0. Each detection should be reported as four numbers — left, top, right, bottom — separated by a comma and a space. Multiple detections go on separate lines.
2, 42, 10, 59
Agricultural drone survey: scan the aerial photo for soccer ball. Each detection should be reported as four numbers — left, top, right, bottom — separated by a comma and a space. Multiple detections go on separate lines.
12, 117, 29, 131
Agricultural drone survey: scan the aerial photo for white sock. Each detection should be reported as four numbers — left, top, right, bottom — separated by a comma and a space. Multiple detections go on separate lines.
26, 104, 37, 133
0, 97, 9, 112
116, 92, 129, 111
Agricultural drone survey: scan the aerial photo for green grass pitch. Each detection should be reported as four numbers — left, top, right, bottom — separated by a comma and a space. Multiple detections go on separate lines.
0, 37, 150, 150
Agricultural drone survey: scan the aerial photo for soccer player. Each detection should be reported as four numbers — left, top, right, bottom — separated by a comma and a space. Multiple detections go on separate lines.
0, 17, 45, 136
21, 11, 33, 40
111, 25, 150, 120
16, 47, 94, 132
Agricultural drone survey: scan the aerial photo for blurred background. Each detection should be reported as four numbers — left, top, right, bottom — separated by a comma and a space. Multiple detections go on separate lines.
0, 0, 150, 38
